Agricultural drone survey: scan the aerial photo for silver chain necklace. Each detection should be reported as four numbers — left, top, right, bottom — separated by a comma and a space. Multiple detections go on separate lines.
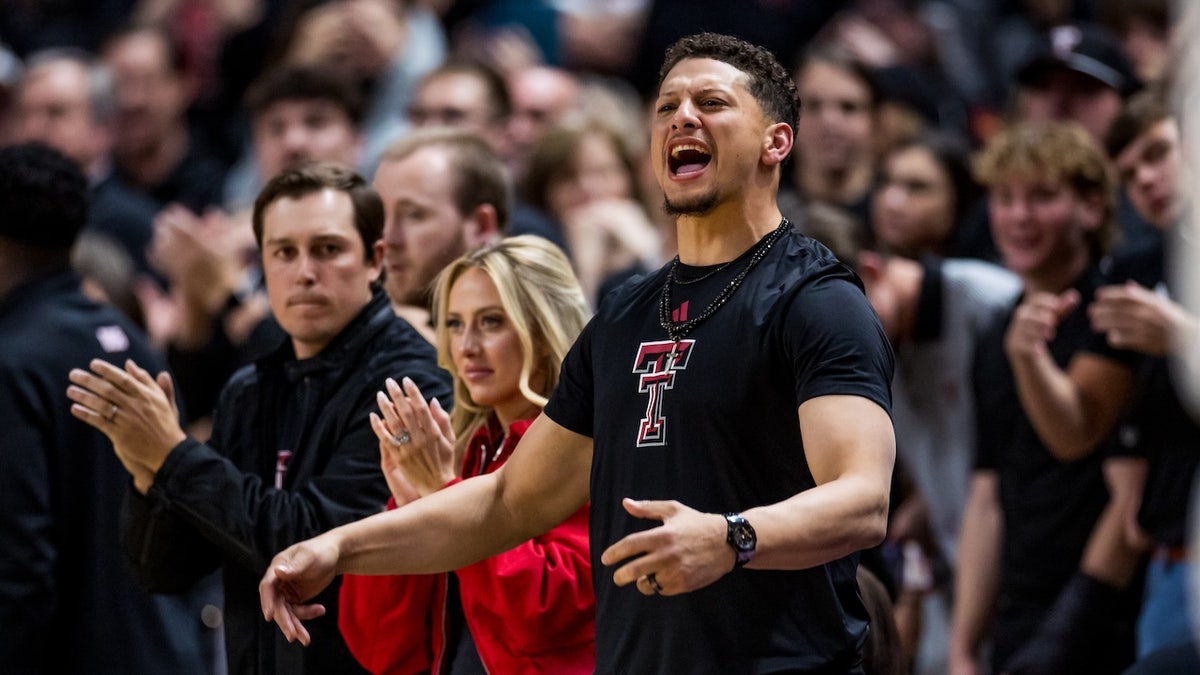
658, 219, 790, 346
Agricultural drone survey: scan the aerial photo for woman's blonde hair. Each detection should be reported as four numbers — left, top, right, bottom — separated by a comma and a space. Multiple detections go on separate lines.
431, 235, 591, 451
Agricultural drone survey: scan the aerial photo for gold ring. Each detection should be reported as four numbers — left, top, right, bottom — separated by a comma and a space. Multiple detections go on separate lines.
106, 403, 119, 422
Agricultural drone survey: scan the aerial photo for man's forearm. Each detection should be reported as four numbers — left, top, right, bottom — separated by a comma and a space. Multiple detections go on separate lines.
743, 474, 889, 571
335, 472, 541, 576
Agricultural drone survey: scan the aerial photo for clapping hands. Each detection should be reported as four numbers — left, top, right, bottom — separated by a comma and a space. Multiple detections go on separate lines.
368, 376, 457, 504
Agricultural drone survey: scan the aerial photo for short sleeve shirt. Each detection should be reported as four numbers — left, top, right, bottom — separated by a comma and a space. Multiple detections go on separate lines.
546, 227, 894, 674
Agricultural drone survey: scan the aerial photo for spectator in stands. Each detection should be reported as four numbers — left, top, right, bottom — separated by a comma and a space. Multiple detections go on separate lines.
2, 141, 218, 674
339, 235, 595, 674
11, 48, 159, 275
372, 128, 507, 341
102, 24, 226, 212
951, 122, 1143, 675
67, 161, 453, 675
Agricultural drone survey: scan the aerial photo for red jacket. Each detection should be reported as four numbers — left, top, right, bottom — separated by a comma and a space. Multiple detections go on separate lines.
338, 418, 595, 674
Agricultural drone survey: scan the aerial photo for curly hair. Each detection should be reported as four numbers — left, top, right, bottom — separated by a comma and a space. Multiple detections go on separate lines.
974, 121, 1118, 262
657, 32, 799, 132
0, 142, 89, 254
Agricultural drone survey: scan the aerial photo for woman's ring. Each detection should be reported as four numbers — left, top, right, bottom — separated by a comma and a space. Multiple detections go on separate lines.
391, 430, 412, 446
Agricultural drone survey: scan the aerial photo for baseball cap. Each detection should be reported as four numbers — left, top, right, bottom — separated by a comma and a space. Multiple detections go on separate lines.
1016, 23, 1141, 97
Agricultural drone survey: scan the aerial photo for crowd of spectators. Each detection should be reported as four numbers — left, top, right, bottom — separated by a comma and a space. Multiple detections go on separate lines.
1, 1, 1197, 674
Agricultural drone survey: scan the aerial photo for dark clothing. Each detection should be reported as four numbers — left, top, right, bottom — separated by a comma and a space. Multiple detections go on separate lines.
1104, 237, 1200, 547
1122, 641, 1200, 675
115, 135, 227, 214
89, 173, 159, 276
121, 290, 453, 675
973, 266, 1139, 671
510, 201, 569, 254
546, 228, 894, 674
0, 271, 218, 674
167, 297, 286, 426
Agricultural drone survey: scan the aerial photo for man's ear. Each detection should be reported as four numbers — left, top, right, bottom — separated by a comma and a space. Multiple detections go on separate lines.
368, 239, 385, 282
762, 122, 793, 166
464, 203, 502, 248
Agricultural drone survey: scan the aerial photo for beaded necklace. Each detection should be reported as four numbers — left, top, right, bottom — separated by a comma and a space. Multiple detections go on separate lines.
658, 218, 790, 351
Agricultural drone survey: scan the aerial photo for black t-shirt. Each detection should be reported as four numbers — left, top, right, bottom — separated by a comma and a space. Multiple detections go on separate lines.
545, 227, 893, 674
1104, 238, 1200, 546
973, 266, 1139, 647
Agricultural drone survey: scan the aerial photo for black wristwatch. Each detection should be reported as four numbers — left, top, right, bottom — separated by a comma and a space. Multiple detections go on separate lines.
724, 513, 756, 569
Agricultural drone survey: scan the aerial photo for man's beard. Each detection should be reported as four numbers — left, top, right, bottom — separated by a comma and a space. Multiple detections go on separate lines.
662, 188, 719, 216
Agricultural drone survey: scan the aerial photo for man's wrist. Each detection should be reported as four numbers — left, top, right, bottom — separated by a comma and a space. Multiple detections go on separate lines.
724, 512, 757, 569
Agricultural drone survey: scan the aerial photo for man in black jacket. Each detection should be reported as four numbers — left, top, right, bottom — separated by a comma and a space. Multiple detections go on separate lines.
0, 142, 219, 673
68, 162, 452, 674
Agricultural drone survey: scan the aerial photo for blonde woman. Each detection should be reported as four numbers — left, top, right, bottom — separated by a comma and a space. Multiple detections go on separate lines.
339, 235, 595, 674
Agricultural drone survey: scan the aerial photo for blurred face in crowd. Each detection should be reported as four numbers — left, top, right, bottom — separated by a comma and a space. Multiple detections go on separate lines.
871, 145, 956, 256
795, 61, 873, 173
409, 72, 503, 136
13, 59, 110, 170
374, 146, 477, 307
253, 99, 360, 182
260, 188, 381, 359
104, 30, 186, 156
1017, 69, 1123, 142
988, 175, 1099, 285
507, 66, 578, 170
546, 130, 634, 218
1114, 117, 1181, 230
445, 267, 537, 426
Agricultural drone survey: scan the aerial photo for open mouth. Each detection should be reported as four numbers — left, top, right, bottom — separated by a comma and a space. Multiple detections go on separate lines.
669, 144, 712, 177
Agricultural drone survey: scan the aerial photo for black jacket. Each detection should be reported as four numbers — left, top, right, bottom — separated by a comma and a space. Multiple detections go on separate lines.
0, 271, 219, 674
122, 290, 452, 674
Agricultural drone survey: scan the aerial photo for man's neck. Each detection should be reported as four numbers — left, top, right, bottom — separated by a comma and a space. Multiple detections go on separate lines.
0, 246, 64, 299
674, 202, 784, 266
1020, 251, 1090, 296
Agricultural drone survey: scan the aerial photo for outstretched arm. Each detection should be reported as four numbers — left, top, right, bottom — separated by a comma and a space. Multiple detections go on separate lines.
261, 413, 592, 644
601, 394, 894, 596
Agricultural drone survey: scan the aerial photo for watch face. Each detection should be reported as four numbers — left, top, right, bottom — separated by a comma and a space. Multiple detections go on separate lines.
733, 525, 754, 550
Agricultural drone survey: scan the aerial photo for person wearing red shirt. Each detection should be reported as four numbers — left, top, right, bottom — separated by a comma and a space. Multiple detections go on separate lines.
339, 235, 595, 674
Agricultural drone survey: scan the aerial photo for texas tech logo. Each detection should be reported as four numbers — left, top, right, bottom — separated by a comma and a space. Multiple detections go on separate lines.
633, 339, 695, 447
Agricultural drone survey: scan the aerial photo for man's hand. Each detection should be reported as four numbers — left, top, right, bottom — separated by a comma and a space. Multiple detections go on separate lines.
1089, 280, 1197, 357
342, 0, 408, 75
260, 534, 342, 645
600, 498, 733, 596
66, 359, 186, 492
1005, 289, 1080, 361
